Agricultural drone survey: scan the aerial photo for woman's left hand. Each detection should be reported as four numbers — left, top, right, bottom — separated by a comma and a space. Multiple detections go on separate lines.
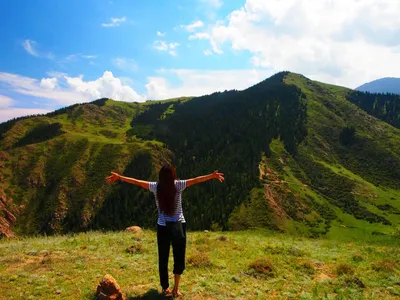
213, 170, 225, 183
106, 172, 121, 184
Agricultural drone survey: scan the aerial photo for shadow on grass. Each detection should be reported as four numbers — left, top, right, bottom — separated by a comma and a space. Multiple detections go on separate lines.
88, 289, 170, 300
128, 288, 172, 300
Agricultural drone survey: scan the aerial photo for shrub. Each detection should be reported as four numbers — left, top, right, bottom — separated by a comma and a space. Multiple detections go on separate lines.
248, 258, 275, 278
211, 222, 222, 231
336, 263, 355, 276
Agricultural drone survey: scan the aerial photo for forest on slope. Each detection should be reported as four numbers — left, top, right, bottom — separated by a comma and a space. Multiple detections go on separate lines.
0, 72, 400, 237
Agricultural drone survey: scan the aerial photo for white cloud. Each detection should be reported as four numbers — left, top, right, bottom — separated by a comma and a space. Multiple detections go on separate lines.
203, 50, 213, 56
189, 32, 209, 40
22, 40, 54, 59
0, 72, 88, 105
157, 31, 166, 36
188, 32, 223, 54
0, 71, 145, 108
40, 78, 58, 90
153, 41, 168, 51
113, 57, 138, 72
153, 41, 180, 56
194, 0, 400, 88
0, 95, 14, 108
119, 77, 134, 86
64, 71, 144, 102
46, 71, 68, 79
0, 108, 52, 123
146, 69, 273, 100
185, 20, 204, 32
82, 55, 97, 59
64, 54, 78, 61
61, 54, 97, 63
101, 17, 126, 27
199, 0, 223, 9
22, 40, 39, 57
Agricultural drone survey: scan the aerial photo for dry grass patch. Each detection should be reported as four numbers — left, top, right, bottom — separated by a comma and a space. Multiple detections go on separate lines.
336, 263, 355, 276
352, 253, 363, 262
298, 260, 316, 275
248, 258, 275, 278
187, 251, 212, 268
344, 276, 366, 288
216, 236, 227, 242
371, 259, 396, 272
125, 243, 143, 254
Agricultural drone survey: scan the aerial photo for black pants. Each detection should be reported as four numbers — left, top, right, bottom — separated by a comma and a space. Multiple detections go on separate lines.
157, 223, 187, 290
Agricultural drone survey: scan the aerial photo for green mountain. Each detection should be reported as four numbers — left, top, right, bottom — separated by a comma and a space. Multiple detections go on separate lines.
1, 72, 400, 237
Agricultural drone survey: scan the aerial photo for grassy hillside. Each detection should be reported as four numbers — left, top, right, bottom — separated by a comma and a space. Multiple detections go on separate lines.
0, 72, 400, 238
0, 100, 172, 235
0, 229, 399, 299
245, 73, 400, 238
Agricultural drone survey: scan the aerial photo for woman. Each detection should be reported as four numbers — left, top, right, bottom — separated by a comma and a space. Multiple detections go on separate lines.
106, 164, 224, 297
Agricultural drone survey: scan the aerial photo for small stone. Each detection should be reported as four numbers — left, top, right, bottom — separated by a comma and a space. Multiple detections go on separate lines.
125, 226, 143, 236
96, 274, 125, 300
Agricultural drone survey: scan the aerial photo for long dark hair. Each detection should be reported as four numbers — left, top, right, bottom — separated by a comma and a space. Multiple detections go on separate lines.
157, 164, 177, 216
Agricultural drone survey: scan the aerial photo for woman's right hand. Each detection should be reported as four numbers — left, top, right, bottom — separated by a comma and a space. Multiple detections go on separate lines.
213, 170, 225, 182
106, 172, 120, 184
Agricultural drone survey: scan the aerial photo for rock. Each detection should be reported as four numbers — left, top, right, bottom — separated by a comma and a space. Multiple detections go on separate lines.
203, 230, 209, 233
96, 274, 125, 300
125, 226, 143, 235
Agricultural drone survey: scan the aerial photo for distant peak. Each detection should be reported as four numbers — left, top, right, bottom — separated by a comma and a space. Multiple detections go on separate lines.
356, 77, 400, 95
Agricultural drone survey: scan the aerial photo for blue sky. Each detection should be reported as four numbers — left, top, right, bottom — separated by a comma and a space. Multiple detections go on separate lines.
1, 0, 400, 122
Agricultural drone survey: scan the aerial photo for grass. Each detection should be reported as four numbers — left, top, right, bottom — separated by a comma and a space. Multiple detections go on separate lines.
0, 229, 399, 299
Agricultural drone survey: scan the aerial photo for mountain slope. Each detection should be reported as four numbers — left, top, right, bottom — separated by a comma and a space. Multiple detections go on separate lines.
356, 77, 400, 94
346, 90, 400, 129
1, 72, 400, 237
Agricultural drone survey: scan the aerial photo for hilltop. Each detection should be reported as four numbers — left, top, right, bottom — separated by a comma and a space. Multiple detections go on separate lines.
0, 229, 399, 299
0, 71, 400, 238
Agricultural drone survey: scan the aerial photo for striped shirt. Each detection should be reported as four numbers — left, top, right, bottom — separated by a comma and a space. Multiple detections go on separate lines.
149, 180, 187, 226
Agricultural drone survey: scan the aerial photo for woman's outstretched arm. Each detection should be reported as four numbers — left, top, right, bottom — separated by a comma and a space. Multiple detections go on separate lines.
106, 172, 149, 189
186, 170, 224, 188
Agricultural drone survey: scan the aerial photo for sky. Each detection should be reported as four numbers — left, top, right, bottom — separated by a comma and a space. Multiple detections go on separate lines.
1, 0, 400, 122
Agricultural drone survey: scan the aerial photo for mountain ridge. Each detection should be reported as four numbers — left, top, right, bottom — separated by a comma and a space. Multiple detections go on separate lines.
1, 71, 400, 238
